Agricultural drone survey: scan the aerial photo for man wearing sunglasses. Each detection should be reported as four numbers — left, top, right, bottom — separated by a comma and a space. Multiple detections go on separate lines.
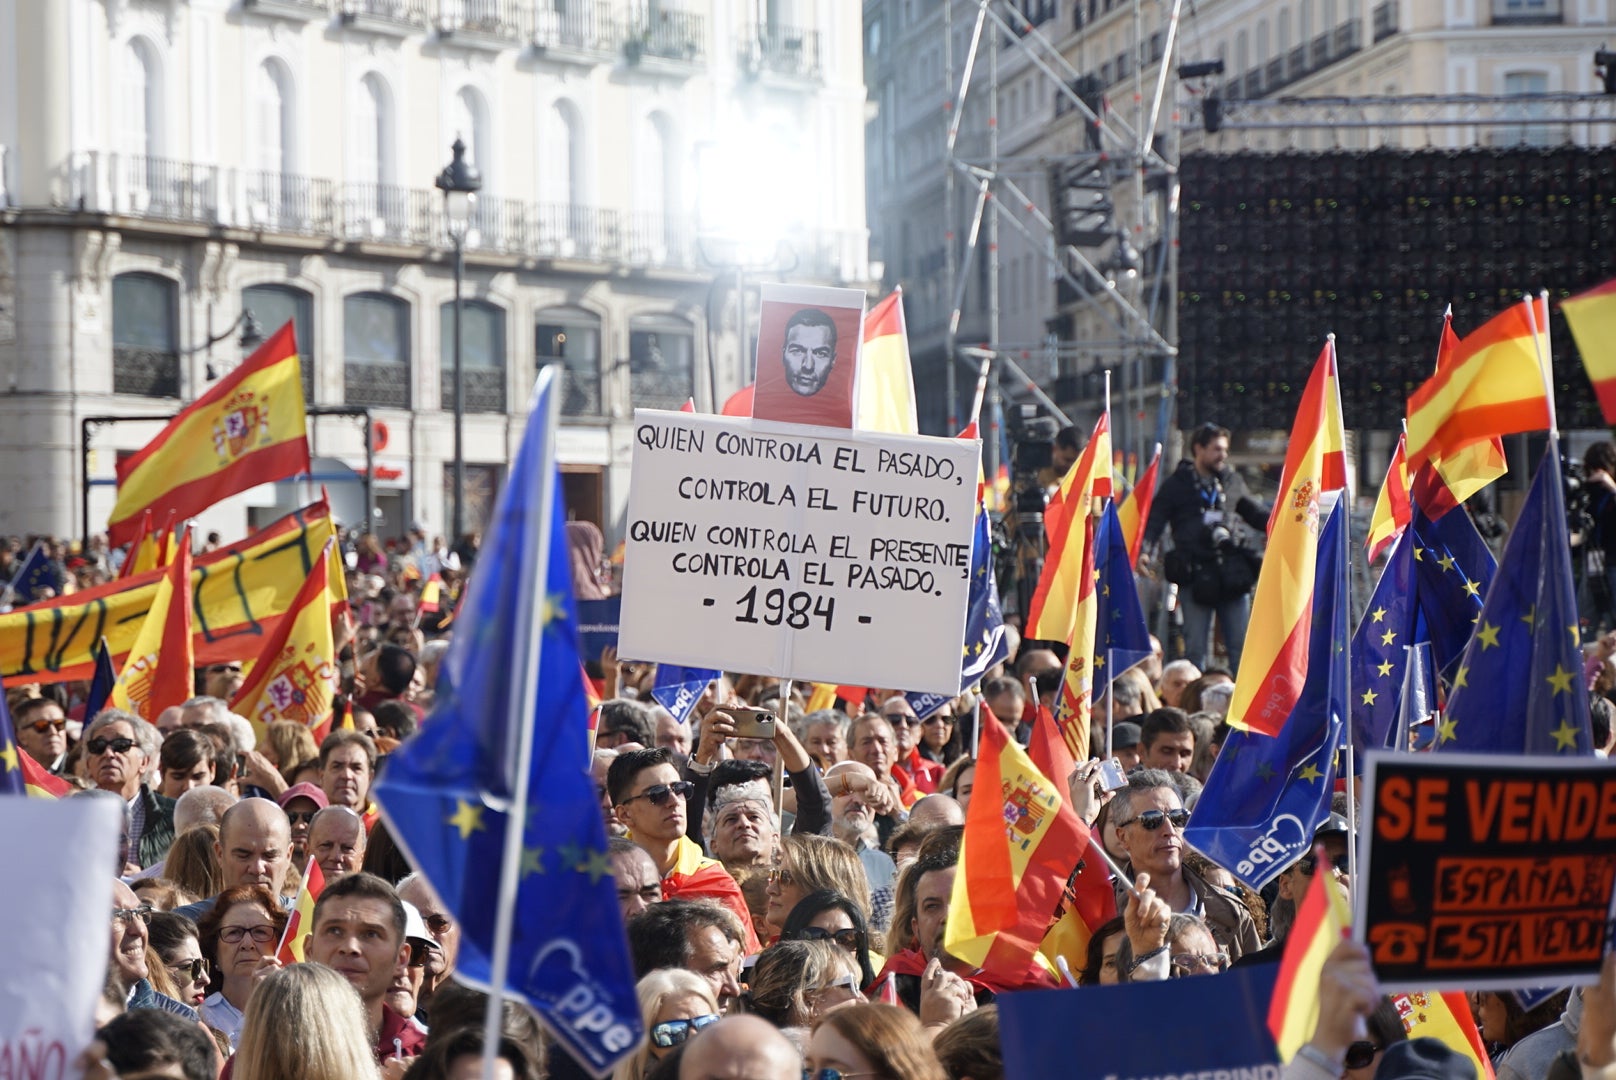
882, 696, 944, 796
1237, 814, 1352, 968
1110, 769, 1260, 963
85, 710, 175, 871
13, 696, 68, 773
398, 872, 460, 1013
608, 747, 762, 953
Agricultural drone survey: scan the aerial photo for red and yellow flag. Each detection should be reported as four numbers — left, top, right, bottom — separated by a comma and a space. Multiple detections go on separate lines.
857, 290, 918, 435
1228, 343, 1347, 736
1026, 413, 1111, 643
1391, 991, 1496, 1079
21, 751, 71, 798
1268, 846, 1354, 1061
1366, 435, 1411, 564
276, 857, 326, 964
1051, 514, 1098, 761
1405, 297, 1551, 473
1115, 445, 1160, 568
119, 510, 155, 580
110, 527, 194, 723
232, 541, 339, 744
1411, 311, 1508, 519
107, 321, 310, 547
1562, 276, 1616, 425
944, 716, 1091, 980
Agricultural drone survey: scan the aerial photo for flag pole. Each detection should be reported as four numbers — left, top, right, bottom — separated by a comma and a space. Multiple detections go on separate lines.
1327, 333, 1359, 901
1104, 648, 1115, 760
480, 372, 562, 1080
772, 680, 793, 815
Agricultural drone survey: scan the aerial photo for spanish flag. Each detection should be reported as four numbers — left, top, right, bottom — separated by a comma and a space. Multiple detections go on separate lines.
1562, 276, 1616, 425
856, 290, 918, 435
232, 540, 339, 744
1052, 513, 1098, 761
1391, 991, 1495, 1079
1228, 343, 1347, 736
1405, 296, 1551, 473
1410, 309, 1508, 520
276, 857, 326, 964
944, 715, 1091, 980
1366, 435, 1411, 564
1025, 412, 1111, 643
106, 321, 310, 547
118, 510, 155, 579
1115, 444, 1159, 568
660, 835, 763, 954
110, 527, 194, 723
1268, 844, 1354, 1062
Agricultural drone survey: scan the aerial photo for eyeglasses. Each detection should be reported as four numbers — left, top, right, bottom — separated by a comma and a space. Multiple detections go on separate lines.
167, 958, 209, 983
424, 914, 454, 935
1344, 1041, 1381, 1070
1294, 853, 1351, 877
767, 866, 796, 888
812, 972, 863, 995
805, 1070, 880, 1080
1117, 808, 1189, 831
284, 810, 317, 826
87, 736, 136, 756
1169, 951, 1230, 976
24, 718, 66, 734
208, 664, 243, 676
407, 941, 430, 968
922, 715, 954, 726
616, 781, 693, 808
882, 713, 921, 727
218, 925, 277, 945
650, 1014, 720, 1049
111, 904, 153, 927
786, 926, 865, 952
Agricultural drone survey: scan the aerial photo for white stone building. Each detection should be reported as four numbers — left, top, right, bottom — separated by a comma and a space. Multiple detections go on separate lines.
0, 0, 868, 544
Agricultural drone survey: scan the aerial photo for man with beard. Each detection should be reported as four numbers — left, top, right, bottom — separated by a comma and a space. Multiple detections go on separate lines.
822, 760, 900, 927
609, 747, 761, 953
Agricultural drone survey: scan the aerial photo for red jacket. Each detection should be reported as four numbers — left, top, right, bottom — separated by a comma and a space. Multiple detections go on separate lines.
894, 748, 944, 795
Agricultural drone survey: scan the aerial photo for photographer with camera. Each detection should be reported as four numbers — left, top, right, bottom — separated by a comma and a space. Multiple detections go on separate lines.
1140, 424, 1270, 673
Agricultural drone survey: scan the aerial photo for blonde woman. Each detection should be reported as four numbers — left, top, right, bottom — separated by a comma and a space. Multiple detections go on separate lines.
612, 969, 720, 1080
234, 963, 380, 1080
762, 834, 872, 941
746, 939, 865, 1029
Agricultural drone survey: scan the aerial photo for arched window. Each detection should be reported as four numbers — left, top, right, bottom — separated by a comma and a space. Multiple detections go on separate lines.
543, 100, 582, 207
343, 292, 411, 409
536, 307, 603, 417
249, 60, 297, 228
349, 74, 401, 239
629, 313, 695, 410
243, 284, 315, 402
112, 272, 180, 398
634, 112, 684, 264
454, 87, 490, 183
440, 300, 507, 414
120, 39, 159, 159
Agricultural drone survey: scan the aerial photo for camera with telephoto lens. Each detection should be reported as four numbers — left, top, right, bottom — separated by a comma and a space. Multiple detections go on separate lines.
1208, 523, 1234, 549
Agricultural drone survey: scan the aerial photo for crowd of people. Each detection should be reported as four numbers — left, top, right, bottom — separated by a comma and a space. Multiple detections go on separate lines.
6, 488, 1616, 1080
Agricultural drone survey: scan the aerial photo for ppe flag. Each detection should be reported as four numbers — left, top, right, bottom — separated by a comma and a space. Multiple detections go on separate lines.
82, 639, 117, 727
373, 369, 642, 1076
652, 666, 721, 727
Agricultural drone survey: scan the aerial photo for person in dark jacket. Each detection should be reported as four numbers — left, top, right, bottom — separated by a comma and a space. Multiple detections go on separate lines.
1143, 423, 1270, 672
85, 710, 176, 871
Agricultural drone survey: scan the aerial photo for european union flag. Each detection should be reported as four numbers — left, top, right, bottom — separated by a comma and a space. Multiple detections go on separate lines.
3, 542, 53, 607
652, 664, 720, 726
1093, 501, 1152, 683
908, 500, 1006, 719
1436, 445, 1593, 755
0, 681, 26, 795
374, 370, 642, 1075
1184, 499, 1348, 891
1410, 503, 1497, 682
1348, 531, 1422, 757
83, 638, 117, 725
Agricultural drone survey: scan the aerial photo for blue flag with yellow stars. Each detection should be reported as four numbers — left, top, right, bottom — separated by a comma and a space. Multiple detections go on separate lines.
0, 680, 26, 795
1094, 501, 1153, 683
1436, 445, 1593, 756
909, 496, 1008, 719
1410, 503, 1497, 683
1348, 531, 1424, 758
373, 370, 642, 1076
1184, 499, 1348, 892
652, 664, 720, 726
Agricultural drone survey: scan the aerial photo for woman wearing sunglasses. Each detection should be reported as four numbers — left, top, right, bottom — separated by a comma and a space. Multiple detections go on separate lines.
612, 969, 720, 1080
780, 889, 879, 989
746, 939, 866, 1029
146, 911, 210, 1008
194, 885, 288, 1049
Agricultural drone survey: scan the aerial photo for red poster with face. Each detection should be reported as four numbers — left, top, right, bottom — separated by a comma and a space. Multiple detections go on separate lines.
750, 284, 867, 429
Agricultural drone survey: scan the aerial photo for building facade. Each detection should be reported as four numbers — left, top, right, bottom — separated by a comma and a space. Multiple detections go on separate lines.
0, 0, 868, 543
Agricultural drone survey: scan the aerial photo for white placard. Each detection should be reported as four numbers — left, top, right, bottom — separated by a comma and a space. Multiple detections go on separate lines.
619, 411, 980, 694
0, 795, 121, 1073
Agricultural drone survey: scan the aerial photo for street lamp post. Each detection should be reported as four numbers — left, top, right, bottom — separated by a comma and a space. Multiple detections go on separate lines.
436, 138, 481, 547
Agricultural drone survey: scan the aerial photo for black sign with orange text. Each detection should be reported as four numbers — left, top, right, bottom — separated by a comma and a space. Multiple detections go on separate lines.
1355, 751, 1616, 993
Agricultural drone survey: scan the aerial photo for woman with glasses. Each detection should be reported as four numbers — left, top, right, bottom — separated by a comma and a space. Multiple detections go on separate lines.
1113, 910, 1228, 982
806, 1002, 947, 1080
763, 835, 872, 944
746, 939, 866, 1030
194, 885, 288, 1049
612, 969, 720, 1080
780, 889, 878, 989
916, 706, 964, 768
146, 911, 210, 1009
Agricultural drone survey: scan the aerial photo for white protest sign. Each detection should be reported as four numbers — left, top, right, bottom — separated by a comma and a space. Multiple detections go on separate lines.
619, 411, 980, 694
0, 795, 121, 1077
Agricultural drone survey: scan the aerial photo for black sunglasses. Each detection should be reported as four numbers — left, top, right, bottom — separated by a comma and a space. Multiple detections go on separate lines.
1119, 808, 1189, 831
651, 1014, 719, 1048
1344, 1041, 1380, 1070
24, 718, 67, 733
1295, 853, 1351, 877
284, 810, 317, 826
617, 781, 693, 808
168, 957, 209, 982
87, 737, 137, 755
786, 926, 866, 952
882, 713, 922, 727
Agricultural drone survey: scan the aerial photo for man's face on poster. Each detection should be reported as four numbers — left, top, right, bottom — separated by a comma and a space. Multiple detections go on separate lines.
781, 319, 837, 397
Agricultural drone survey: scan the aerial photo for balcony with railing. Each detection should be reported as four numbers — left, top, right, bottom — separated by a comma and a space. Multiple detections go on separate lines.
440, 366, 508, 413
625, 212, 696, 269
242, 0, 331, 21
1492, 0, 1563, 23
344, 361, 411, 409
539, 357, 604, 417
1220, 18, 1363, 99
113, 347, 182, 399
625, 7, 705, 65
337, 0, 430, 31
436, 0, 524, 44
240, 170, 337, 235
531, 0, 615, 56
739, 23, 821, 81
107, 154, 219, 225
528, 202, 622, 259
341, 183, 435, 245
